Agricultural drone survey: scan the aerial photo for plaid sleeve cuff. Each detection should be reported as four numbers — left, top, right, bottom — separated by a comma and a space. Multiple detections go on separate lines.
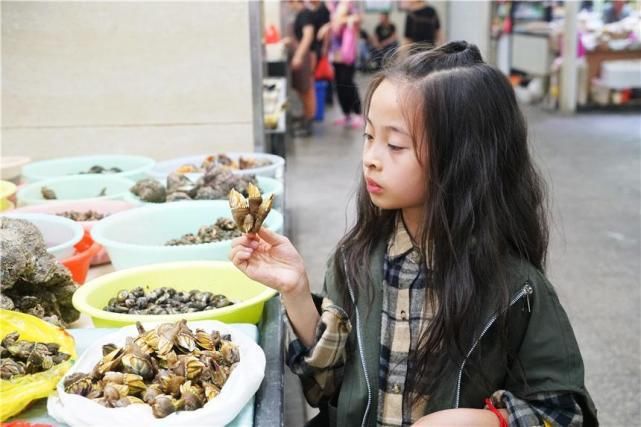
490, 390, 583, 427
284, 297, 352, 406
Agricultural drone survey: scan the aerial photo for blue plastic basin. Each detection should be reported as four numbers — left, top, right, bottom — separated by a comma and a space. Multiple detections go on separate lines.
23, 155, 154, 183
90, 200, 284, 270
17, 175, 136, 206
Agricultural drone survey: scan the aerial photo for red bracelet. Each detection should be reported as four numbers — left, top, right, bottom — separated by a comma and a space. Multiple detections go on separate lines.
484, 397, 508, 427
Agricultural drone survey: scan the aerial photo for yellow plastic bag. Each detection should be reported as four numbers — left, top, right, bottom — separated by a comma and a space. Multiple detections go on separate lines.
0, 309, 76, 421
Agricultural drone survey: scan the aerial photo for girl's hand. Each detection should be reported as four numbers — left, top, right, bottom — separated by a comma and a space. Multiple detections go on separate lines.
229, 228, 308, 297
412, 408, 506, 426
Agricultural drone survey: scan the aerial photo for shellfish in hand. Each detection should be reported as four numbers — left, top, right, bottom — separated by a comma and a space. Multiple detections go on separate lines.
228, 183, 273, 233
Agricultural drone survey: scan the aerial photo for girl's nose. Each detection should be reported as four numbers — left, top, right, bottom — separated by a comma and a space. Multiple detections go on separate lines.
363, 155, 381, 170
363, 138, 382, 169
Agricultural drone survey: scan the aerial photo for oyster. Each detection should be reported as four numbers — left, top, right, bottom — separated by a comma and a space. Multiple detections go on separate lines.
228, 183, 273, 233
0, 217, 79, 326
130, 179, 167, 203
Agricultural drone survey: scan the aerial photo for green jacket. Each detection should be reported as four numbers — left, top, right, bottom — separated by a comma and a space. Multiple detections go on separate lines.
318, 241, 598, 427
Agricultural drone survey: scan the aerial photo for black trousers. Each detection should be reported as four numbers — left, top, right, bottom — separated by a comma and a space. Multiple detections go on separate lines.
333, 62, 361, 116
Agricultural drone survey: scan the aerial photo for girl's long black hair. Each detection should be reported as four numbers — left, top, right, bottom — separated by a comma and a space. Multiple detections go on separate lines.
332, 41, 549, 398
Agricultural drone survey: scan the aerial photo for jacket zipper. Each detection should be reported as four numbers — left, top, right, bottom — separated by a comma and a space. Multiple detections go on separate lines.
454, 282, 534, 408
342, 251, 372, 427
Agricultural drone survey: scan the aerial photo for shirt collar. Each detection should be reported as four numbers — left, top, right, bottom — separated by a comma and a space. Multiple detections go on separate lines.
386, 214, 417, 260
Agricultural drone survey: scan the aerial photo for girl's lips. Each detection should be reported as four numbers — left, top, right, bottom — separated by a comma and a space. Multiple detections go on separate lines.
366, 178, 383, 194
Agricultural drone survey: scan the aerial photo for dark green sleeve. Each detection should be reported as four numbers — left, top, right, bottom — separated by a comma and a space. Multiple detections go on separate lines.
506, 267, 598, 426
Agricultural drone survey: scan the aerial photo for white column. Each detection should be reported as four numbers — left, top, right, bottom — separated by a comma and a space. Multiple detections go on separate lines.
560, 0, 579, 113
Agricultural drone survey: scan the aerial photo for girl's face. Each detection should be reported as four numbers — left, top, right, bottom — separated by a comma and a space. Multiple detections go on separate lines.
363, 79, 427, 211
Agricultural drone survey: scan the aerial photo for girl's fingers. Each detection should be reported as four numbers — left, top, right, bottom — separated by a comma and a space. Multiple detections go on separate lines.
230, 250, 253, 269
229, 245, 253, 264
257, 227, 288, 245
231, 235, 259, 249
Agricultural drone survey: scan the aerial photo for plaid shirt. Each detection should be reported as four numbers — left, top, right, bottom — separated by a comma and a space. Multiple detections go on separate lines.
285, 217, 583, 426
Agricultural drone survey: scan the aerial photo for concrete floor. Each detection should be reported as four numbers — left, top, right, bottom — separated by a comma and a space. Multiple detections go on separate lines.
283, 78, 641, 426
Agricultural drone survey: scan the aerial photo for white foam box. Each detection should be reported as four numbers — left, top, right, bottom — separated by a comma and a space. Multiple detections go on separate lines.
600, 60, 641, 89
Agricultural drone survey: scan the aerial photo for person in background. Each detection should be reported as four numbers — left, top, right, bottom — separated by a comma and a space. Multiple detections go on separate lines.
404, 0, 443, 47
602, 0, 631, 23
357, 28, 375, 71
310, 0, 331, 62
373, 11, 398, 68
288, 0, 316, 137
309, 0, 334, 107
329, 0, 363, 129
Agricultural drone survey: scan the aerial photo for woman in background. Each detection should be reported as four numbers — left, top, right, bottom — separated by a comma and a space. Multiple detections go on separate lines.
329, 0, 363, 129
288, 0, 316, 137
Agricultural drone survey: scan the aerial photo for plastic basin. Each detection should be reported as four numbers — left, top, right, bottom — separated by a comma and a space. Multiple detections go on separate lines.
17, 175, 136, 207
1, 212, 84, 260
0, 199, 15, 212
0, 156, 31, 183
11, 199, 138, 265
90, 200, 284, 270
22, 155, 154, 183
72, 261, 277, 327
150, 152, 285, 181
61, 231, 101, 284
0, 180, 17, 212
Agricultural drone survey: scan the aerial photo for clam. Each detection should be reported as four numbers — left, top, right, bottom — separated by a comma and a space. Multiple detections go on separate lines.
175, 324, 196, 353
156, 322, 181, 356
220, 340, 240, 364
103, 383, 128, 402
204, 383, 221, 401
195, 329, 214, 351
151, 394, 179, 419
64, 372, 93, 396
2, 332, 20, 348
41, 186, 57, 200
121, 353, 153, 379
95, 346, 124, 375
142, 384, 163, 404
180, 381, 204, 411
210, 361, 228, 388
180, 355, 205, 381
123, 373, 147, 395
103, 371, 124, 384
210, 330, 221, 349
0, 358, 25, 380
158, 371, 185, 398
86, 381, 104, 400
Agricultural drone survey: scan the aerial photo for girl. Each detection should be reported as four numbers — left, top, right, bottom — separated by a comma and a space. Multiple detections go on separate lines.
230, 41, 598, 427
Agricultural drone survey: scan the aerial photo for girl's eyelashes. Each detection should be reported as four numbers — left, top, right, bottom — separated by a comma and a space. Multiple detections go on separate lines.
363, 132, 374, 142
387, 143, 406, 151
